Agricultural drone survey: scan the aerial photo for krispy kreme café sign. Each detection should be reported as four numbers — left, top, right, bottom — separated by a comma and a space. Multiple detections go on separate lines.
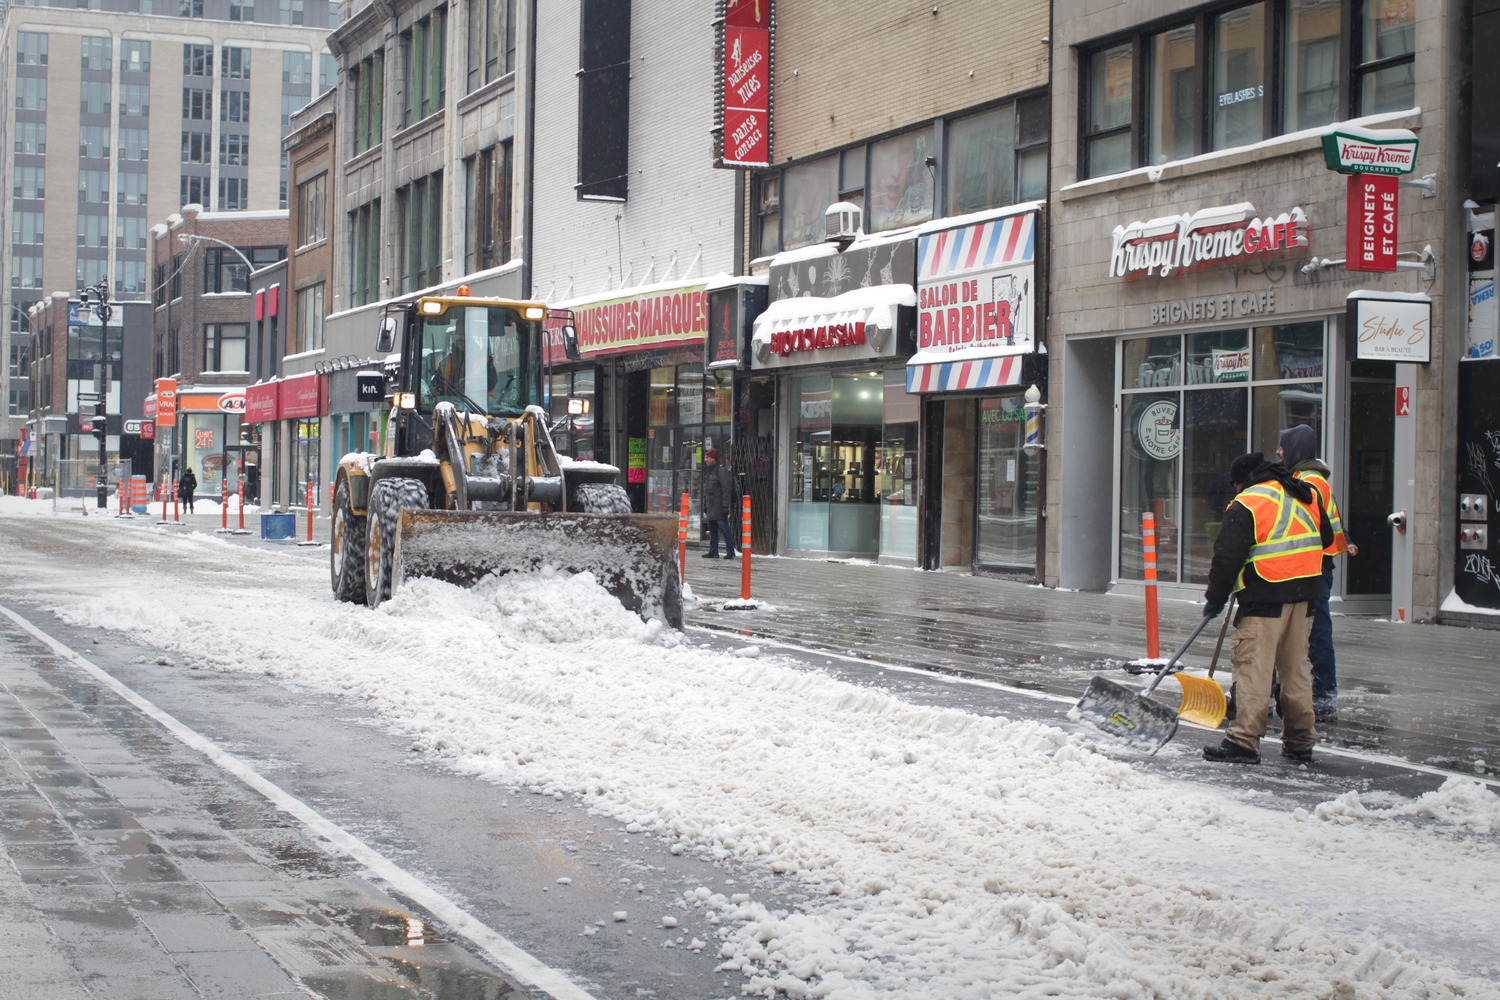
1109, 203, 1308, 279
566, 284, 708, 358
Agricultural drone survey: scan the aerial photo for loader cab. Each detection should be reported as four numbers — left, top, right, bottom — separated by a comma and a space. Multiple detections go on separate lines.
386, 296, 548, 455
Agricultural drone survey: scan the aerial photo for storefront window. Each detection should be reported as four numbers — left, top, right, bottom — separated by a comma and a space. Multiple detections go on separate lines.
1148, 25, 1197, 165
868, 128, 935, 234
976, 394, 1039, 573
1118, 322, 1326, 584
1123, 335, 1182, 388
645, 364, 729, 521
1212, 3, 1266, 151
877, 370, 918, 561
788, 372, 884, 554
294, 417, 320, 504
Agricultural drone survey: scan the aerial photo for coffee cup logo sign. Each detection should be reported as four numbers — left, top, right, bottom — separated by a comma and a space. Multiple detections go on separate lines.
1109, 203, 1308, 279
1136, 400, 1181, 461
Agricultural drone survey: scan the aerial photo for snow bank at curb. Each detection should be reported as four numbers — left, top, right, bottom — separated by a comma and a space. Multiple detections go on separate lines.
33, 524, 1500, 1000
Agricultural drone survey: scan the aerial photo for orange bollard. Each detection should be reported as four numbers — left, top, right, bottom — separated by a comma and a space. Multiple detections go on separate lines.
217, 479, 231, 532
119, 477, 127, 516
306, 482, 315, 542
237, 481, 246, 532
173, 477, 180, 522
1143, 511, 1160, 659
740, 494, 752, 601
677, 492, 689, 582
160, 480, 168, 522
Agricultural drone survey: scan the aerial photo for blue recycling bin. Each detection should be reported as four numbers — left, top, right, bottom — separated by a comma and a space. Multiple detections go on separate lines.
260, 512, 297, 540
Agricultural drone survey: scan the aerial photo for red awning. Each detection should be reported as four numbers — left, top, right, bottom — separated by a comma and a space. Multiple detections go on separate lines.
245, 382, 278, 423
280, 372, 325, 419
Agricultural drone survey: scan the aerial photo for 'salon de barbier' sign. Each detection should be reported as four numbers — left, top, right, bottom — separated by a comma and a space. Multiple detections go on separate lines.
1109, 203, 1308, 279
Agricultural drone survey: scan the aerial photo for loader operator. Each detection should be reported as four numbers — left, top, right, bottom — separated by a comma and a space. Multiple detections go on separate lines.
1200, 436, 1333, 766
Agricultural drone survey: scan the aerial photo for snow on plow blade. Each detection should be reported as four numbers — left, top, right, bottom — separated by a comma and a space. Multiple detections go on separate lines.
395, 510, 683, 629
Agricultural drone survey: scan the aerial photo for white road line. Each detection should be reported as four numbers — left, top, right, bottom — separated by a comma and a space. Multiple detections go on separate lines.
690, 624, 1500, 789
0, 603, 600, 1000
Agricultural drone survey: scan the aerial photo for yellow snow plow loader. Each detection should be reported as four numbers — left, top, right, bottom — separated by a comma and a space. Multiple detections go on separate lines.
329, 293, 681, 627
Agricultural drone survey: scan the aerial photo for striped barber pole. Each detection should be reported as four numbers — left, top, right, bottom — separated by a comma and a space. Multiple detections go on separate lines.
918, 212, 1036, 281
906, 354, 1024, 394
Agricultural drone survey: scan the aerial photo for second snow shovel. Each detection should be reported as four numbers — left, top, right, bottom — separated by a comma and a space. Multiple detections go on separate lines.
1174, 596, 1231, 729
1075, 613, 1217, 752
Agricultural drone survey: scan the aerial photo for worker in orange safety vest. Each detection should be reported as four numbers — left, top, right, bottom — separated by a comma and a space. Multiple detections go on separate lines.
1200, 438, 1334, 766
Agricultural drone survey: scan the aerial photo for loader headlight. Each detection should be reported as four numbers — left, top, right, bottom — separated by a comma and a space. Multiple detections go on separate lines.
420, 301, 445, 315
524, 306, 546, 321
397, 392, 417, 409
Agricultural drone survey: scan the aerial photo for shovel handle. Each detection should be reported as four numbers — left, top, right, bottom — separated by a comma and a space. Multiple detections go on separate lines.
1206, 595, 1235, 679
1141, 612, 1217, 697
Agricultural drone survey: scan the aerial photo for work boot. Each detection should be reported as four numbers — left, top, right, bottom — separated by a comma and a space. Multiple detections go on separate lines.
1313, 695, 1338, 723
700, 552, 719, 559
1281, 746, 1314, 764
1203, 739, 1260, 765
723, 552, 736, 560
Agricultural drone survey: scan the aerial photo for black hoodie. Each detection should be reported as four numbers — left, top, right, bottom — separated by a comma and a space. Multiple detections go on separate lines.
1203, 461, 1333, 615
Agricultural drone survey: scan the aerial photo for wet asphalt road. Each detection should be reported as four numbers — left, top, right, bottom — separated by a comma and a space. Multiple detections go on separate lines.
0, 514, 1490, 998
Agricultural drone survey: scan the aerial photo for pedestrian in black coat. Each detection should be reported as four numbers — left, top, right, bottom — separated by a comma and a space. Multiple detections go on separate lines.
178, 467, 198, 513
700, 448, 738, 559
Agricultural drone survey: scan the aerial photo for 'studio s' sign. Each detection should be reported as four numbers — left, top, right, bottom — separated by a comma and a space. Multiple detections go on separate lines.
1109, 203, 1309, 279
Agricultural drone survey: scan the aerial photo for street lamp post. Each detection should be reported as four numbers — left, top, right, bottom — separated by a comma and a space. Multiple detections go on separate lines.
78, 279, 114, 508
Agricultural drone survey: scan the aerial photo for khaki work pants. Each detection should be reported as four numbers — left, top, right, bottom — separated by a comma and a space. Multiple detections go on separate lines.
1226, 602, 1317, 754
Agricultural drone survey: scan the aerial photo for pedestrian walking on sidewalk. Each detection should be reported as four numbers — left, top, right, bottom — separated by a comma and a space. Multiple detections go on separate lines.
1200, 443, 1333, 765
178, 467, 198, 514
1279, 424, 1357, 723
700, 448, 738, 560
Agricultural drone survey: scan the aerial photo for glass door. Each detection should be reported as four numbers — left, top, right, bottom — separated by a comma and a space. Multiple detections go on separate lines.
975, 394, 1040, 575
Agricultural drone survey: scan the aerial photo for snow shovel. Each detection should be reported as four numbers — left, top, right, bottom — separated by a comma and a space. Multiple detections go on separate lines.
1174, 596, 1231, 729
1075, 613, 1218, 752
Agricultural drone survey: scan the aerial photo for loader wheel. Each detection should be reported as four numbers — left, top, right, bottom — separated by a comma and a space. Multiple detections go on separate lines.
572, 482, 633, 514
330, 476, 366, 603
365, 477, 430, 609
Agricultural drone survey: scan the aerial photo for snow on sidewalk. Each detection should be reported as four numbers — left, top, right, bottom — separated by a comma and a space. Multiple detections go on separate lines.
8, 515, 1498, 999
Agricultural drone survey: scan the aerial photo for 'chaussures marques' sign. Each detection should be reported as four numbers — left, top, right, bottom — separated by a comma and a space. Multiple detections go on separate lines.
1108, 203, 1309, 279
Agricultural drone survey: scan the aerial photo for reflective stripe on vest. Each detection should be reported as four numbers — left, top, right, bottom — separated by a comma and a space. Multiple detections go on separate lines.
1295, 470, 1349, 556
1232, 482, 1325, 588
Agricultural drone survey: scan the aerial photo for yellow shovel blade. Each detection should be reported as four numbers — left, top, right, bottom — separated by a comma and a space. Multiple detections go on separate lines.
1174, 673, 1228, 729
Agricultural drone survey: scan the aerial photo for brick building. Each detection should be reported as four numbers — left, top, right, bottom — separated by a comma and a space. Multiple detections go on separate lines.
148, 205, 287, 493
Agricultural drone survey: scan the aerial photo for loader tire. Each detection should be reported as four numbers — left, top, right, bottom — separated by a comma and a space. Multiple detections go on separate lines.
365, 477, 429, 609
572, 482, 633, 514
330, 476, 366, 603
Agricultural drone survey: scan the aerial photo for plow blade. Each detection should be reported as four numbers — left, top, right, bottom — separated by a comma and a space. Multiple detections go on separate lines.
395, 510, 682, 629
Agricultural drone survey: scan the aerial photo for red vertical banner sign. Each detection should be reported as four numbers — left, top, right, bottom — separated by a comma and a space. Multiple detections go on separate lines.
717, 0, 771, 168
1346, 173, 1399, 272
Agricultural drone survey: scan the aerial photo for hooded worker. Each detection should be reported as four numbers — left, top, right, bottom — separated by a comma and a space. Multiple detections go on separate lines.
1200, 439, 1334, 765
1279, 423, 1356, 723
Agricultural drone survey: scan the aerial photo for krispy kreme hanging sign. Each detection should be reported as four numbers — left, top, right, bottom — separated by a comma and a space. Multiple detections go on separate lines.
1109, 202, 1308, 279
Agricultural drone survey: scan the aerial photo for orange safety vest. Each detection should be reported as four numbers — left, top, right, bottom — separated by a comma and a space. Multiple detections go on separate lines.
1294, 469, 1349, 557
1231, 480, 1325, 589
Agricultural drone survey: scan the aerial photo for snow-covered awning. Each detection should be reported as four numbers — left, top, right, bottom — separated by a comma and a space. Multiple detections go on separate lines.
750, 285, 916, 370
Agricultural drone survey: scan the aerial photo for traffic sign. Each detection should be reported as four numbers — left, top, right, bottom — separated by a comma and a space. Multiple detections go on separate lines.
77, 393, 103, 403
